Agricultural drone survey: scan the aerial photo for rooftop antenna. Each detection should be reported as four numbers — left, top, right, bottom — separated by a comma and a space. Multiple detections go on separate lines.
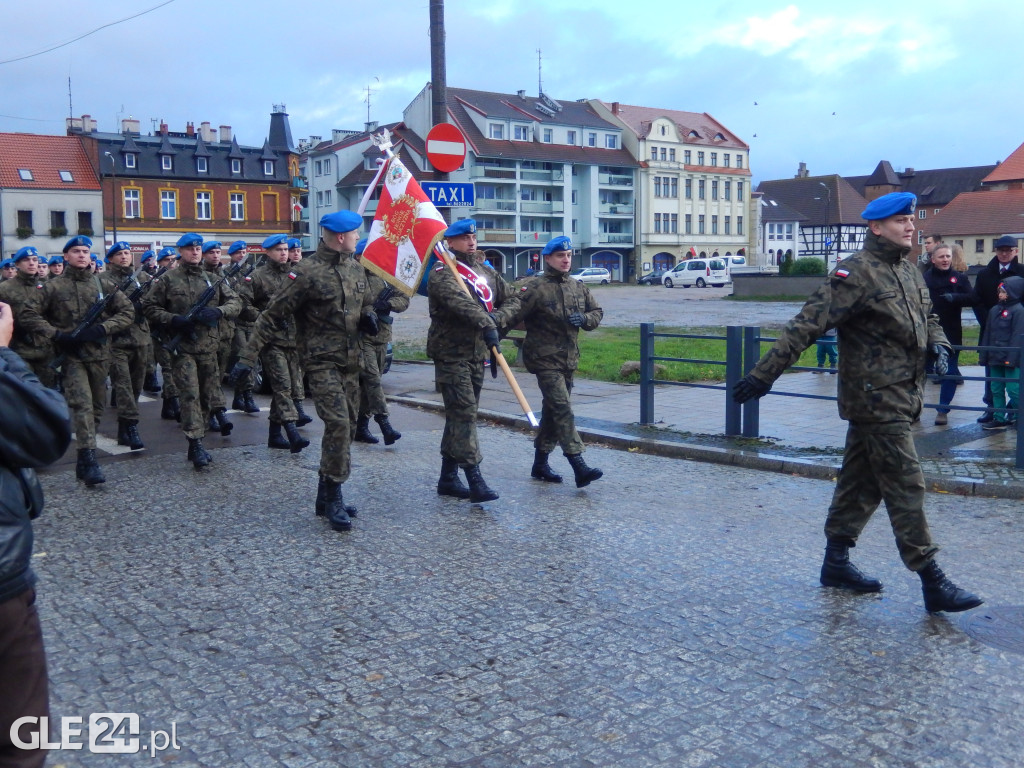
364, 77, 380, 125
150, 118, 158, 134
67, 75, 72, 118
537, 48, 542, 96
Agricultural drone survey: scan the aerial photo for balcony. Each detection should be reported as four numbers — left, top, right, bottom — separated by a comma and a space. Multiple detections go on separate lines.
291, 176, 308, 189
519, 201, 565, 215
598, 203, 634, 215
519, 231, 555, 242
599, 173, 633, 187
470, 166, 517, 181
596, 233, 634, 244
475, 199, 517, 213
520, 168, 565, 184
479, 228, 517, 243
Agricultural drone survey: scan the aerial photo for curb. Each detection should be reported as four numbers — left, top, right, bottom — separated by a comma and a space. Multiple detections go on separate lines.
387, 394, 1024, 501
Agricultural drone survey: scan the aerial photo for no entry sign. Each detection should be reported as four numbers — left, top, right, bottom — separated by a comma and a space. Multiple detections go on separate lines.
425, 123, 467, 173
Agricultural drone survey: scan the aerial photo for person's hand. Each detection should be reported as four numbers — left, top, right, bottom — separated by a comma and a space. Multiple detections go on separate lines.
169, 315, 194, 332
54, 331, 79, 350
373, 294, 392, 314
195, 307, 222, 327
358, 312, 379, 336
732, 375, 771, 404
567, 311, 586, 327
76, 324, 106, 343
482, 326, 499, 350
226, 361, 252, 386
939, 292, 956, 303
0, 302, 14, 347
929, 344, 950, 377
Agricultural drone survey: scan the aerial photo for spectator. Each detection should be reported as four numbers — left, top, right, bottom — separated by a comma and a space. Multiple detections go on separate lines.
814, 328, 838, 373
924, 243, 974, 424
978, 277, 1024, 430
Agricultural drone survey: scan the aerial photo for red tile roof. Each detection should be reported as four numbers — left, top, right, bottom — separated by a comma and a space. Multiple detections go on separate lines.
983, 141, 1024, 185
598, 102, 748, 150
930, 188, 1024, 235
0, 133, 100, 190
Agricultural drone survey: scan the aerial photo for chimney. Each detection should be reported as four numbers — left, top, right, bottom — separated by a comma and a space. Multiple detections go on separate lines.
121, 118, 141, 134
185, 121, 195, 137
795, 162, 808, 178
81, 114, 96, 133
611, 102, 620, 115
904, 167, 915, 176
219, 125, 232, 142
332, 129, 348, 143
200, 121, 214, 142
310, 135, 322, 145
517, 89, 526, 99
365, 120, 378, 133
159, 121, 169, 134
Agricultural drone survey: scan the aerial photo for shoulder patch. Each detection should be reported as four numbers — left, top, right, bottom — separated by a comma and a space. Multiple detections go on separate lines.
835, 268, 850, 279
244, 276, 252, 282
435, 262, 446, 271
288, 272, 298, 280
520, 284, 529, 293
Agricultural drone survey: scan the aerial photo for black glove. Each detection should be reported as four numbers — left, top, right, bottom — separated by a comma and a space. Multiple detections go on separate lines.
567, 311, 586, 328
226, 361, 252, 387
373, 293, 392, 314
77, 324, 106, 343
490, 348, 498, 378
194, 307, 222, 327
938, 292, 956, 303
358, 312, 379, 336
732, 374, 772, 404
482, 326, 500, 351
169, 315, 194, 332
929, 344, 950, 377
54, 331, 79, 350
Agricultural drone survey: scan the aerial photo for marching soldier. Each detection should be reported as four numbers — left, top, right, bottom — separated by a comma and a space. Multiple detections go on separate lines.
353, 238, 409, 445
152, 247, 181, 420
427, 219, 521, 503
201, 241, 235, 430
224, 240, 259, 414
235, 234, 309, 453
229, 211, 377, 531
513, 236, 604, 487
0, 247, 55, 388
139, 251, 162, 394
19, 235, 134, 486
46, 255, 64, 280
286, 237, 312, 426
142, 234, 241, 469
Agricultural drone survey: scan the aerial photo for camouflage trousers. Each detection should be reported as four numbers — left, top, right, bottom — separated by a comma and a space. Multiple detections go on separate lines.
289, 354, 305, 400
171, 351, 222, 440
358, 339, 388, 418
108, 344, 146, 420
230, 323, 254, 392
216, 319, 235, 383
63, 357, 109, 449
22, 354, 56, 390
824, 421, 939, 571
306, 364, 360, 483
435, 359, 484, 467
260, 344, 299, 424
533, 369, 584, 455
154, 338, 179, 399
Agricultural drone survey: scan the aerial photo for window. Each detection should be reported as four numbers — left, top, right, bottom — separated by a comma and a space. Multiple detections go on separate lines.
669, 213, 678, 234
698, 215, 705, 234
50, 211, 66, 232
711, 215, 718, 235
724, 216, 731, 235
514, 125, 530, 141
567, 130, 576, 145
786, 223, 793, 236
316, 191, 323, 207
161, 155, 173, 171
737, 182, 744, 201
605, 134, 617, 149
160, 190, 177, 219
17, 210, 32, 230
323, 158, 331, 174
489, 124, 504, 140
124, 153, 136, 169
976, 239, 985, 253
934, 209, 940, 215
78, 211, 92, 233
724, 181, 731, 200
654, 177, 662, 197
123, 189, 140, 218
684, 150, 691, 164
195, 191, 211, 220
711, 180, 718, 200
231, 158, 241, 174
736, 156, 743, 169
230, 192, 244, 220
917, 230, 924, 245
710, 153, 717, 167
263, 160, 275, 176
571, 190, 578, 205
197, 157, 208, 173
669, 149, 676, 162
723, 154, 730, 168
918, 210, 927, 220
543, 128, 553, 142
59, 170, 74, 182
697, 151, 704, 164
654, 213, 662, 234
17, 169, 33, 181
955, 239, 964, 248
588, 132, 597, 147
572, 219, 578, 233
660, 148, 667, 161
685, 214, 692, 234
698, 180, 705, 200
737, 216, 743, 235
315, 160, 323, 175
324, 189, 332, 206
650, 146, 658, 160
685, 179, 692, 199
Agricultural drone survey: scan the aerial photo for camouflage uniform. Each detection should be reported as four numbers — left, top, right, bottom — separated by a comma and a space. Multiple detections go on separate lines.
515, 264, 603, 455
237, 259, 300, 424
228, 261, 256, 394
205, 261, 233, 411
238, 241, 374, 483
359, 269, 410, 419
99, 264, 152, 421
0, 270, 55, 388
748, 231, 948, 571
19, 266, 134, 449
426, 251, 520, 466
142, 263, 241, 439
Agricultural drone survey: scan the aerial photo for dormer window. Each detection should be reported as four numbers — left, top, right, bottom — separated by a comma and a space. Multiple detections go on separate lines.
197, 157, 208, 173
59, 170, 74, 182
263, 160, 274, 176
17, 169, 33, 181
688, 130, 700, 138
488, 124, 504, 140
124, 153, 136, 169
161, 155, 173, 171
231, 159, 241, 174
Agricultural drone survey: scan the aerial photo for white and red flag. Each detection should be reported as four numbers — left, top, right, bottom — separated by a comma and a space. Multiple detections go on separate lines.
359, 153, 447, 296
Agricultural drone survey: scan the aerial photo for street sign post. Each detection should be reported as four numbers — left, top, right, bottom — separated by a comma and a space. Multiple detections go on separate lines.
425, 123, 467, 173
421, 181, 475, 207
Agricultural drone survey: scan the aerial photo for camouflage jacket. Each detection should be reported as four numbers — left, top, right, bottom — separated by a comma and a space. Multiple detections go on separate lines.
513, 265, 603, 373
750, 231, 949, 423
0, 271, 51, 361
99, 263, 151, 349
237, 260, 298, 348
141, 262, 242, 355
362, 268, 411, 346
19, 266, 135, 363
239, 241, 374, 373
426, 250, 520, 362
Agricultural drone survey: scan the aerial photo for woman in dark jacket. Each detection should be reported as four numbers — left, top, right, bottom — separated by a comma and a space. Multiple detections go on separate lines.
923, 243, 974, 424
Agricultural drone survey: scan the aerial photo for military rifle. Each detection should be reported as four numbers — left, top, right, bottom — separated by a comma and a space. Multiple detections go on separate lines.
125, 265, 167, 305
163, 255, 251, 353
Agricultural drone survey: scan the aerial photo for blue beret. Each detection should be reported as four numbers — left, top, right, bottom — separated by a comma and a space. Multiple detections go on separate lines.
262, 234, 289, 249
541, 236, 572, 255
37, 255, 49, 265
355, 238, 367, 256
13, 246, 38, 263
444, 219, 476, 238
287, 238, 301, 249
63, 234, 92, 252
140, 250, 156, 264
861, 192, 916, 221
0, 259, 13, 269
106, 241, 131, 259
319, 210, 361, 233
994, 235, 1019, 249
176, 233, 203, 248
48, 255, 64, 266
157, 246, 177, 260
227, 240, 247, 255
201, 241, 223, 253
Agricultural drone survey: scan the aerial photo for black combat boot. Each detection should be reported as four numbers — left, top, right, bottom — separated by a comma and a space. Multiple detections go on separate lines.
241, 391, 260, 414
531, 449, 563, 483
110, 388, 117, 407
268, 422, 290, 450
316, 476, 357, 518
293, 399, 313, 426
374, 414, 401, 445
143, 371, 161, 393
187, 437, 212, 469
566, 453, 603, 488
322, 480, 352, 531
820, 541, 882, 593
464, 464, 499, 503
283, 422, 310, 453
918, 560, 984, 613
212, 408, 233, 436
437, 457, 471, 499
354, 415, 379, 444
232, 390, 246, 411
161, 396, 180, 421
117, 418, 144, 451
76, 448, 105, 487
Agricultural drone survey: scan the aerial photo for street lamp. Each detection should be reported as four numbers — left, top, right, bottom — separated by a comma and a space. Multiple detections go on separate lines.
103, 151, 118, 243
818, 181, 831, 262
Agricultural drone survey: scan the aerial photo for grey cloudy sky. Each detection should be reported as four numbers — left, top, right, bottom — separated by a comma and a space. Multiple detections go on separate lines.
2, 0, 1021, 183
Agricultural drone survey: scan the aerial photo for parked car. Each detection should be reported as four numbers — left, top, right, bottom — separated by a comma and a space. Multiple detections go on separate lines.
728, 255, 746, 267
662, 258, 732, 288
569, 267, 611, 284
637, 269, 666, 286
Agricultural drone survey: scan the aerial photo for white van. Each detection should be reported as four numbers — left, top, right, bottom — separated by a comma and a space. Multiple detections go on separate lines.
661, 258, 732, 288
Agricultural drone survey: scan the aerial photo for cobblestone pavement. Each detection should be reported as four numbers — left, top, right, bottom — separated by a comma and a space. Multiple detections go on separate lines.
34, 407, 1024, 767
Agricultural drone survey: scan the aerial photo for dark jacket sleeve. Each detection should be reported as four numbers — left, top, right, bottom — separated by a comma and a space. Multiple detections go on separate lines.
0, 347, 71, 468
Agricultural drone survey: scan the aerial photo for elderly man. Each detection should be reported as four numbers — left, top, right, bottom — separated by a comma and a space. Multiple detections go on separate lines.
733, 192, 983, 615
